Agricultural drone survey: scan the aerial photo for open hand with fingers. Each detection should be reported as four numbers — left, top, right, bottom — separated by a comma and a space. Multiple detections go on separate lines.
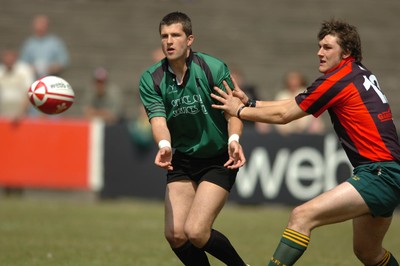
211, 77, 248, 118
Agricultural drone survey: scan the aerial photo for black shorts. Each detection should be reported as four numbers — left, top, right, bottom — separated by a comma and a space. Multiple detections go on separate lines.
166, 151, 238, 192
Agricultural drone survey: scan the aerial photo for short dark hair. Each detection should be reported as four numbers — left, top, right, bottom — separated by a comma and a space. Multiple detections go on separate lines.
318, 19, 362, 62
159, 11, 192, 36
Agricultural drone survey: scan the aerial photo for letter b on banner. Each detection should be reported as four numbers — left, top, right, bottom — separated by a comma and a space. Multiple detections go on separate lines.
233, 133, 353, 205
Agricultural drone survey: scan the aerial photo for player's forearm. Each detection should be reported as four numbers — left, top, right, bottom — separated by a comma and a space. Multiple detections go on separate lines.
253, 99, 288, 108
227, 116, 243, 137
150, 117, 172, 144
239, 98, 307, 125
238, 99, 297, 124
239, 105, 287, 124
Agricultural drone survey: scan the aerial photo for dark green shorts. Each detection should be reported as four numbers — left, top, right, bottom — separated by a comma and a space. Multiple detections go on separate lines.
347, 161, 400, 217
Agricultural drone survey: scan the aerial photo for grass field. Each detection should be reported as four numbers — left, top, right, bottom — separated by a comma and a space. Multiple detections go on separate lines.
1, 192, 399, 266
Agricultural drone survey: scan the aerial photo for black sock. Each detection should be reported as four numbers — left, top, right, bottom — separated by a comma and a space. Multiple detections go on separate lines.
172, 240, 210, 266
202, 229, 246, 266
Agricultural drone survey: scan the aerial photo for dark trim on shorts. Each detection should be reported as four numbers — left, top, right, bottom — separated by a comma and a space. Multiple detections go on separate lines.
166, 150, 238, 192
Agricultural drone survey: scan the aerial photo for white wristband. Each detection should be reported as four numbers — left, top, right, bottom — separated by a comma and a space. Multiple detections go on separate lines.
158, 139, 171, 149
228, 134, 240, 144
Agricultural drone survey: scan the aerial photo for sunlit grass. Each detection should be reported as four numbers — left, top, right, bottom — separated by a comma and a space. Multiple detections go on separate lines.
0, 193, 399, 265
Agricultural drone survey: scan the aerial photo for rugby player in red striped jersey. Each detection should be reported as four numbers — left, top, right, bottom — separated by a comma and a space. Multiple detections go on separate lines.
212, 19, 400, 266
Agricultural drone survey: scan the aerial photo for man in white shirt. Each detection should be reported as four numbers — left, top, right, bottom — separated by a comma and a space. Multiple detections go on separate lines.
0, 48, 35, 121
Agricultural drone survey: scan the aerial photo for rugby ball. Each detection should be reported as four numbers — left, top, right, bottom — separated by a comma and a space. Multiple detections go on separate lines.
28, 76, 75, 115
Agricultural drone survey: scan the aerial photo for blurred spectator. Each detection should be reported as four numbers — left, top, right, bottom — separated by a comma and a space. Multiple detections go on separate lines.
151, 47, 165, 63
19, 14, 69, 79
274, 70, 325, 134
231, 67, 271, 134
0, 48, 35, 122
83, 67, 124, 125
127, 48, 163, 151
128, 93, 152, 151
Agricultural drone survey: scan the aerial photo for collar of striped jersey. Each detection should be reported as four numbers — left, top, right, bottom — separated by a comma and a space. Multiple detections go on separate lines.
165, 49, 194, 86
186, 48, 194, 66
165, 48, 194, 73
325, 56, 355, 74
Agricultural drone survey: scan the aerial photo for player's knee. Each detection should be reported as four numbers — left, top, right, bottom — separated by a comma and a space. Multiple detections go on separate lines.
287, 205, 314, 232
288, 205, 306, 225
184, 224, 209, 247
164, 228, 187, 248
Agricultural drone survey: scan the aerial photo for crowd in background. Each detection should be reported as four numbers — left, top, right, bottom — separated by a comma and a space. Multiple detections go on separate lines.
0, 14, 328, 151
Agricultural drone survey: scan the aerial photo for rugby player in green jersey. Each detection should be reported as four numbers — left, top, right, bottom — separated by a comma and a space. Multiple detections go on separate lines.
212, 19, 400, 266
139, 12, 248, 266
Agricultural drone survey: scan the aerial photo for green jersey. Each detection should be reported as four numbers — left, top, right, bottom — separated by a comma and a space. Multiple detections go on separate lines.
139, 50, 233, 158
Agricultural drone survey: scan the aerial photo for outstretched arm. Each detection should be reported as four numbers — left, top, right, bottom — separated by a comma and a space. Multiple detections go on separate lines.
211, 79, 309, 125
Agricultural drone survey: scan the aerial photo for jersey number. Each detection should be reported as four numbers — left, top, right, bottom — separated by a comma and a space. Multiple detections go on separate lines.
363, 75, 388, 104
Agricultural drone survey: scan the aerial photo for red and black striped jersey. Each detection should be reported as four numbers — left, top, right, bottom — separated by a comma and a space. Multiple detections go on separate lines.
295, 58, 400, 167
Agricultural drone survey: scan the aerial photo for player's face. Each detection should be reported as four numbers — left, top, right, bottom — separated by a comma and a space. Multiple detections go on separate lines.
160, 23, 193, 63
317, 34, 349, 73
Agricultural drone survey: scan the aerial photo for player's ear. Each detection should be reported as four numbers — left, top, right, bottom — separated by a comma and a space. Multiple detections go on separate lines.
342, 50, 351, 59
187, 35, 194, 46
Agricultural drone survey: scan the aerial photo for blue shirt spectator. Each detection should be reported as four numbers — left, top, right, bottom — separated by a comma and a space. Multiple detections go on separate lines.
20, 15, 69, 79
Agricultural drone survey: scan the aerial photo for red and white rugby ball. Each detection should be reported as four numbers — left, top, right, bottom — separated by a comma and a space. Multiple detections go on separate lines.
28, 76, 75, 115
